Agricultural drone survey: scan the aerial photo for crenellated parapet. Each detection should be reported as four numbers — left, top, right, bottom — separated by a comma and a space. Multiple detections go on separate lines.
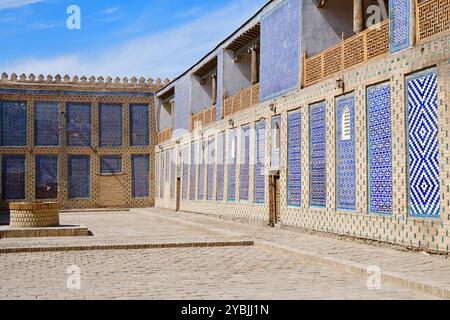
0, 72, 171, 92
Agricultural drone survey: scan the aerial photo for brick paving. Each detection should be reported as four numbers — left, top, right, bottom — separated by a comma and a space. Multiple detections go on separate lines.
0, 208, 448, 299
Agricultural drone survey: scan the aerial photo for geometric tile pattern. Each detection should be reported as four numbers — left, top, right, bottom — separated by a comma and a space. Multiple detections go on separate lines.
132, 155, 150, 198
271, 115, 281, 170
216, 132, 225, 201
228, 129, 237, 202
287, 110, 301, 207
255, 120, 266, 204
171, 148, 176, 200
190, 141, 197, 201
155, 153, 160, 198
35, 155, 58, 199
68, 155, 90, 199
0, 101, 27, 146
66, 103, 91, 147
336, 94, 356, 211
367, 82, 393, 214
260, 0, 300, 101
130, 104, 149, 146
160, 152, 164, 199
2, 155, 26, 200
34, 102, 59, 146
240, 126, 250, 201
207, 136, 215, 201
165, 150, 170, 182
407, 69, 440, 217
389, 0, 412, 54
310, 101, 327, 208
182, 144, 189, 200
99, 104, 123, 147
100, 156, 122, 175
197, 140, 206, 201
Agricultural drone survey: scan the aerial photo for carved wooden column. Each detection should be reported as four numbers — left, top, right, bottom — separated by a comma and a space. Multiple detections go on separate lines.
353, 0, 364, 34
211, 74, 217, 105
251, 46, 259, 85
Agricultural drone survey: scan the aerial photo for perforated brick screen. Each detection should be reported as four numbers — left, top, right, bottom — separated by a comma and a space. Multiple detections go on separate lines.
68, 155, 90, 199
132, 155, 150, 198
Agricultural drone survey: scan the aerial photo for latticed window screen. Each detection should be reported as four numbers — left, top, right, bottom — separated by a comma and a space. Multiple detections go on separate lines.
155, 152, 160, 198
130, 104, 149, 146
216, 132, 225, 201
2, 155, 25, 200
132, 155, 150, 198
99, 104, 123, 147
159, 152, 164, 198
207, 136, 215, 201
240, 126, 250, 201
100, 156, 122, 175
182, 144, 189, 200
0, 101, 27, 146
68, 155, 90, 199
197, 140, 206, 200
228, 129, 237, 201
255, 121, 266, 204
35, 102, 59, 146
35, 155, 58, 199
170, 148, 176, 199
189, 141, 197, 201
66, 103, 91, 147
287, 111, 301, 207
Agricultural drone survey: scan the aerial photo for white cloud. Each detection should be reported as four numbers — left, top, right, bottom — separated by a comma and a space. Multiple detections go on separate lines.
102, 6, 119, 15
0, 0, 44, 10
0, 0, 267, 79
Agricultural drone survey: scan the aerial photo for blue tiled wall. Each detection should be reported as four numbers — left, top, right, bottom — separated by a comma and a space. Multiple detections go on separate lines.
260, 0, 300, 102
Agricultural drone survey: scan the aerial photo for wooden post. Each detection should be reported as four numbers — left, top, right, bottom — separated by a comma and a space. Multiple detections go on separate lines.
353, 0, 364, 34
211, 74, 217, 105
251, 47, 259, 85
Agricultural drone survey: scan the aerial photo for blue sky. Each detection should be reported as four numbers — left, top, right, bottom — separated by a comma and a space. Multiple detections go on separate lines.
0, 0, 267, 79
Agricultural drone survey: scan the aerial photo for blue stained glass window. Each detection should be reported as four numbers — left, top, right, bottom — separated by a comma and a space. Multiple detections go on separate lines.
100, 156, 122, 174
35, 102, 59, 146
0, 101, 27, 146
35, 155, 58, 199
130, 104, 149, 146
2, 155, 26, 200
68, 155, 90, 199
66, 103, 91, 147
132, 155, 150, 198
99, 104, 123, 147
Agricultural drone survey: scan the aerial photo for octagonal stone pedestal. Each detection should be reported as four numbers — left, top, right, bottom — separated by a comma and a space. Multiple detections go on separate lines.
9, 202, 60, 228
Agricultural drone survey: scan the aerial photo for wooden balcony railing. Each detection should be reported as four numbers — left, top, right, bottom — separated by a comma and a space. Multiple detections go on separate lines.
223, 83, 260, 118
190, 105, 217, 131
416, 0, 450, 43
157, 127, 172, 144
303, 20, 389, 87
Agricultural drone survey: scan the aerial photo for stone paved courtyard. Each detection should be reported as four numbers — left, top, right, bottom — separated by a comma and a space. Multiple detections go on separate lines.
0, 208, 448, 300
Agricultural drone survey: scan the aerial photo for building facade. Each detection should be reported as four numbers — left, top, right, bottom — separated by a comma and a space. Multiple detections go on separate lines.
0, 75, 165, 209
155, 0, 450, 253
